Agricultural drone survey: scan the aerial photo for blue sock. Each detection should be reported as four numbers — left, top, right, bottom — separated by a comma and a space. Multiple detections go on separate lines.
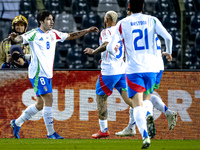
164, 105, 168, 112
143, 129, 149, 138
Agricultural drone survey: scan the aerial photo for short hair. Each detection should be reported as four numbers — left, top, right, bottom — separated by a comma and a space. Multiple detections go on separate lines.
105, 11, 118, 23
129, 0, 144, 13
37, 10, 52, 27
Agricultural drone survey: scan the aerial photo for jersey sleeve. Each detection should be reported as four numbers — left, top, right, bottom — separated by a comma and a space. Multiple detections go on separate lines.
21, 29, 37, 44
106, 22, 122, 55
99, 29, 112, 45
153, 17, 172, 54
52, 29, 68, 42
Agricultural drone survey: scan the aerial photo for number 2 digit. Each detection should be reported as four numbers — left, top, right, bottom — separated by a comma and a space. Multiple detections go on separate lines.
132, 28, 149, 50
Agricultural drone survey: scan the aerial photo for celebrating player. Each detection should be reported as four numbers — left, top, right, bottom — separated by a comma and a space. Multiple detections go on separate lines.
115, 9, 177, 138
9, 10, 99, 139
116, 34, 177, 138
84, 10, 134, 139
106, 0, 173, 148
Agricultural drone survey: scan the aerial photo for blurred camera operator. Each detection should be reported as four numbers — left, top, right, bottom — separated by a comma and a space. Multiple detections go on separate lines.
0, 15, 30, 69
1, 45, 29, 69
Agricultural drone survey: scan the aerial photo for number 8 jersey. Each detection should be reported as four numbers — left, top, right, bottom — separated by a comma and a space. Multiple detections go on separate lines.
99, 26, 125, 75
107, 13, 172, 74
22, 28, 68, 79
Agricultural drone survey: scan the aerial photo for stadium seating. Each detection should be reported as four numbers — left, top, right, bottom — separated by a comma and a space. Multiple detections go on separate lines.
83, 32, 99, 49
64, 0, 72, 12
97, 0, 121, 23
81, 12, 102, 30
195, 32, 200, 58
44, 0, 65, 15
162, 12, 180, 32
0, 19, 11, 41
184, 0, 196, 21
153, 0, 172, 21
19, 0, 36, 19
66, 44, 89, 69
169, 30, 181, 57
27, 14, 38, 31
184, 44, 199, 69
71, 0, 91, 29
117, 0, 127, 7
87, 0, 99, 11
0, 0, 199, 70
189, 12, 200, 41
54, 11, 77, 32
54, 42, 70, 69
144, 0, 157, 14
93, 53, 101, 69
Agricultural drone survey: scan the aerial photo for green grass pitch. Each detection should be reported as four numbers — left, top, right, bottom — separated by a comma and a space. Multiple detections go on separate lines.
0, 139, 199, 150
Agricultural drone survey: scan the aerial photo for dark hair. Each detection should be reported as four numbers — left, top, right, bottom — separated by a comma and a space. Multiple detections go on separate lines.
37, 10, 52, 27
129, 0, 144, 13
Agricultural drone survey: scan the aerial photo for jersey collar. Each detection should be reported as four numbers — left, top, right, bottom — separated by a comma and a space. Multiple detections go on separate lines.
37, 27, 49, 33
131, 13, 142, 17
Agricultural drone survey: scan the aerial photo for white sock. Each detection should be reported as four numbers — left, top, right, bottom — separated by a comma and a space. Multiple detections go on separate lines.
150, 95, 169, 116
15, 104, 39, 127
134, 106, 148, 139
99, 119, 108, 133
143, 100, 153, 118
127, 107, 136, 130
43, 106, 55, 136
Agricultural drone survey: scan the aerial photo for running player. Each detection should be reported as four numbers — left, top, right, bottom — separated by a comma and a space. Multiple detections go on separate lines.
115, 9, 177, 138
116, 34, 177, 138
106, 0, 173, 148
9, 10, 99, 139
84, 11, 134, 139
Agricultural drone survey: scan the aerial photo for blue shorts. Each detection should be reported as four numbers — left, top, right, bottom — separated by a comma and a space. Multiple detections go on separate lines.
30, 77, 52, 97
96, 74, 127, 96
154, 70, 163, 89
126, 73, 157, 98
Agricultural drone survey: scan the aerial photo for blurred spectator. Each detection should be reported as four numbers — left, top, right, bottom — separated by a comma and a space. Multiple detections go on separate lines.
0, 15, 30, 68
1, 45, 30, 69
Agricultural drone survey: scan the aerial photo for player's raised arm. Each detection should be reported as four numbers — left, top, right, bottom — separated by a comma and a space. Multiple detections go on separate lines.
9, 32, 23, 43
65, 26, 99, 40
84, 42, 109, 55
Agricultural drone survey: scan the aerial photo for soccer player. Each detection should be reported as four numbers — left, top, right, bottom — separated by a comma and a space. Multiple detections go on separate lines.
84, 10, 134, 139
106, 0, 173, 148
115, 9, 177, 138
9, 10, 99, 139
116, 34, 177, 138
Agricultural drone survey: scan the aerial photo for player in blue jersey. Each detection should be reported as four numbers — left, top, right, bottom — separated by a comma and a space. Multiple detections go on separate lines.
9, 10, 99, 139
106, 0, 173, 148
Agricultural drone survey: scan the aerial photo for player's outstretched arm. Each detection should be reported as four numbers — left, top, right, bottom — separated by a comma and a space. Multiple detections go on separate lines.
83, 42, 109, 55
9, 32, 23, 43
162, 52, 172, 61
66, 26, 99, 40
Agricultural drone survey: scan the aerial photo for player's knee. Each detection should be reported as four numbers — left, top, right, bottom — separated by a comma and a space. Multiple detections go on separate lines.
35, 103, 43, 111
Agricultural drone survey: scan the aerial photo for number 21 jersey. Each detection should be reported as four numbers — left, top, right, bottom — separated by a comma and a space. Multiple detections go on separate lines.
108, 13, 172, 74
